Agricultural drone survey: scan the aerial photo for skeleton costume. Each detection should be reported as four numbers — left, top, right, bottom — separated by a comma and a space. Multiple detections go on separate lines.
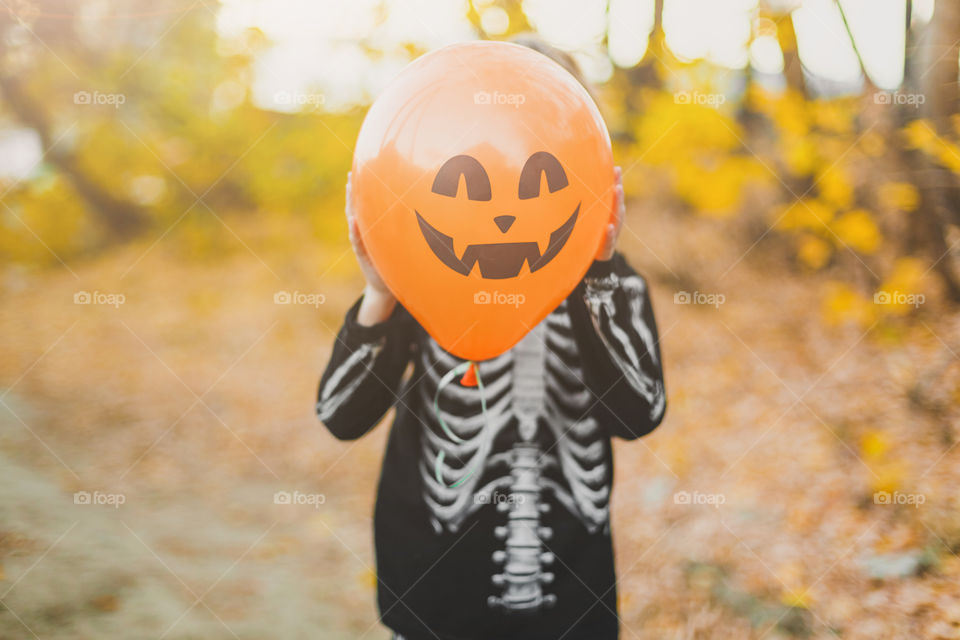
317, 253, 665, 640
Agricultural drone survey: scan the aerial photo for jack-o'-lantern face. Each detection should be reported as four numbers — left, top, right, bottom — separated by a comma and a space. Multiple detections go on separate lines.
415, 152, 578, 279
351, 41, 614, 361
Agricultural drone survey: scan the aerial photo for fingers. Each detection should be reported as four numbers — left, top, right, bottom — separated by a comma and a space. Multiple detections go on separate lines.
345, 172, 367, 257
614, 166, 623, 204
353, 225, 370, 263
597, 222, 616, 261
613, 166, 625, 232
345, 172, 353, 214
349, 213, 365, 251
596, 166, 625, 261
614, 183, 625, 230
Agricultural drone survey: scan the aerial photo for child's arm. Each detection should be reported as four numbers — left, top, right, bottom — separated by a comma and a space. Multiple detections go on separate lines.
567, 253, 667, 439
317, 173, 414, 440
316, 292, 414, 440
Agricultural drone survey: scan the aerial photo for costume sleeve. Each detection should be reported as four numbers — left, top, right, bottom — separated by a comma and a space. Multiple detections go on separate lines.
566, 253, 666, 439
316, 296, 416, 440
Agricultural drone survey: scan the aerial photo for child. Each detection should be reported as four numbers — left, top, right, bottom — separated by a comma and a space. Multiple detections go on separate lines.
317, 40, 666, 640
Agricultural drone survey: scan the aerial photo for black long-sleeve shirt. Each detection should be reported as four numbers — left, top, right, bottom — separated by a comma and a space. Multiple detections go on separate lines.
317, 253, 666, 640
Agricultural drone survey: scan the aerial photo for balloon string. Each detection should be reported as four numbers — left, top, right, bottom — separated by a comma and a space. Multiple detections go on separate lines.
434, 360, 487, 489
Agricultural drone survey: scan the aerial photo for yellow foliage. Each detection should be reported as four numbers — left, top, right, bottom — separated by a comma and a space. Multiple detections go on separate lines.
861, 430, 890, 459
870, 462, 904, 495
673, 156, 767, 217
903, 119, 938, 152
0, 177, 91, 265
776, 199, 833, 233
634, 91, 743, 166
832, 209, 881, 254
817, 165, 854, 209
861, 431, 903, 494
797, 235, 832, 269
878, 182, 920, 212
821, 282, 875, 327
775, 560, 811, 608
751, 87, 809, 137
904, 119, 960, 173
875, 257, 929, 316
885, 257, 927, 292
626, 87, 772, 218
783, 136, 818, 176
812, 98, 855, 135
781, 591, 812, 609
935, 145, 960, 174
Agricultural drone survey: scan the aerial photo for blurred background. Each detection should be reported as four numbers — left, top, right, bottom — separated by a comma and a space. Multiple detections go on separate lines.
2, 0, 960, 638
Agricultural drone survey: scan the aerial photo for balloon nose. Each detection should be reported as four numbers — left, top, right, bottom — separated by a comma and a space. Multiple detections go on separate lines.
494, 215, 515, 233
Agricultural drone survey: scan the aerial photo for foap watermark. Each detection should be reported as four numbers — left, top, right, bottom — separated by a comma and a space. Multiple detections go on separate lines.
74, 490, 126, 508
74, 90, 125, 108
874, 91, 925, 108
674, 290, 725, 309
273, 490, 326, 509
474, 90, 526, 109
274, 290, 326, 307
474, 290, 525, 308
674, 490, 725, 508
674, 91, 726, 108
874, 290, 924, 308
273, 91, 325, 109
874, 491, 925, 508
474, 490, 526, 506
74, 290, 125, 308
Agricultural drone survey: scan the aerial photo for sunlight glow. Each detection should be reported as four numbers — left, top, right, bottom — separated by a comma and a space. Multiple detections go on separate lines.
521, 0, 607, 51
663, 0, 755, 68
836, 0, 906, 89
480, 6, 510, 36
750, 35, 785, 75
793, 0, 864, 87
215, 0, 917, 111
217, 0, 475, 110
912, 0, 934, 25
608, 0, 654, 68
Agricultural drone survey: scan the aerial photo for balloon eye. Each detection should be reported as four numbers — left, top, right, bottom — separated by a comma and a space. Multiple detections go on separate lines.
431, 155, 492, 201
518, 151, 568, 200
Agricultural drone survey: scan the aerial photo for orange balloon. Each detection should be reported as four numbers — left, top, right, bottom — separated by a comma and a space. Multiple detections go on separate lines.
352, 41, 614, 361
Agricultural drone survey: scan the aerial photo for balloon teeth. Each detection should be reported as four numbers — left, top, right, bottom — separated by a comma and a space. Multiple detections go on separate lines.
536, 238, 549, 258
415, 205, 579, 279
452, 240, 467, 263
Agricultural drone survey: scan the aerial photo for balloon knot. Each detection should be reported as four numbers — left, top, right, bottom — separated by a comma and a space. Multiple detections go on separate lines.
460, 361, 478, 387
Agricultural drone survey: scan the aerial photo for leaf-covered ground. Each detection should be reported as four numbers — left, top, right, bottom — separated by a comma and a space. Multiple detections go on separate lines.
2, 202, 960, 639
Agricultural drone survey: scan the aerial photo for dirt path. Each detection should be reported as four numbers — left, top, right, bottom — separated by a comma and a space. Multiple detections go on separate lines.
1, 207, 959, 639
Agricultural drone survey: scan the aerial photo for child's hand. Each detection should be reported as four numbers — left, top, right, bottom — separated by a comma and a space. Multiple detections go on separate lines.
346, 173, 397, 324
596, 166, 625, 262
346, 172, 390, 295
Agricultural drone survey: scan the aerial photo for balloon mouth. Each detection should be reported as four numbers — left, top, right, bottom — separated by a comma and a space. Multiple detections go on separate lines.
414, 204, 579, 280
